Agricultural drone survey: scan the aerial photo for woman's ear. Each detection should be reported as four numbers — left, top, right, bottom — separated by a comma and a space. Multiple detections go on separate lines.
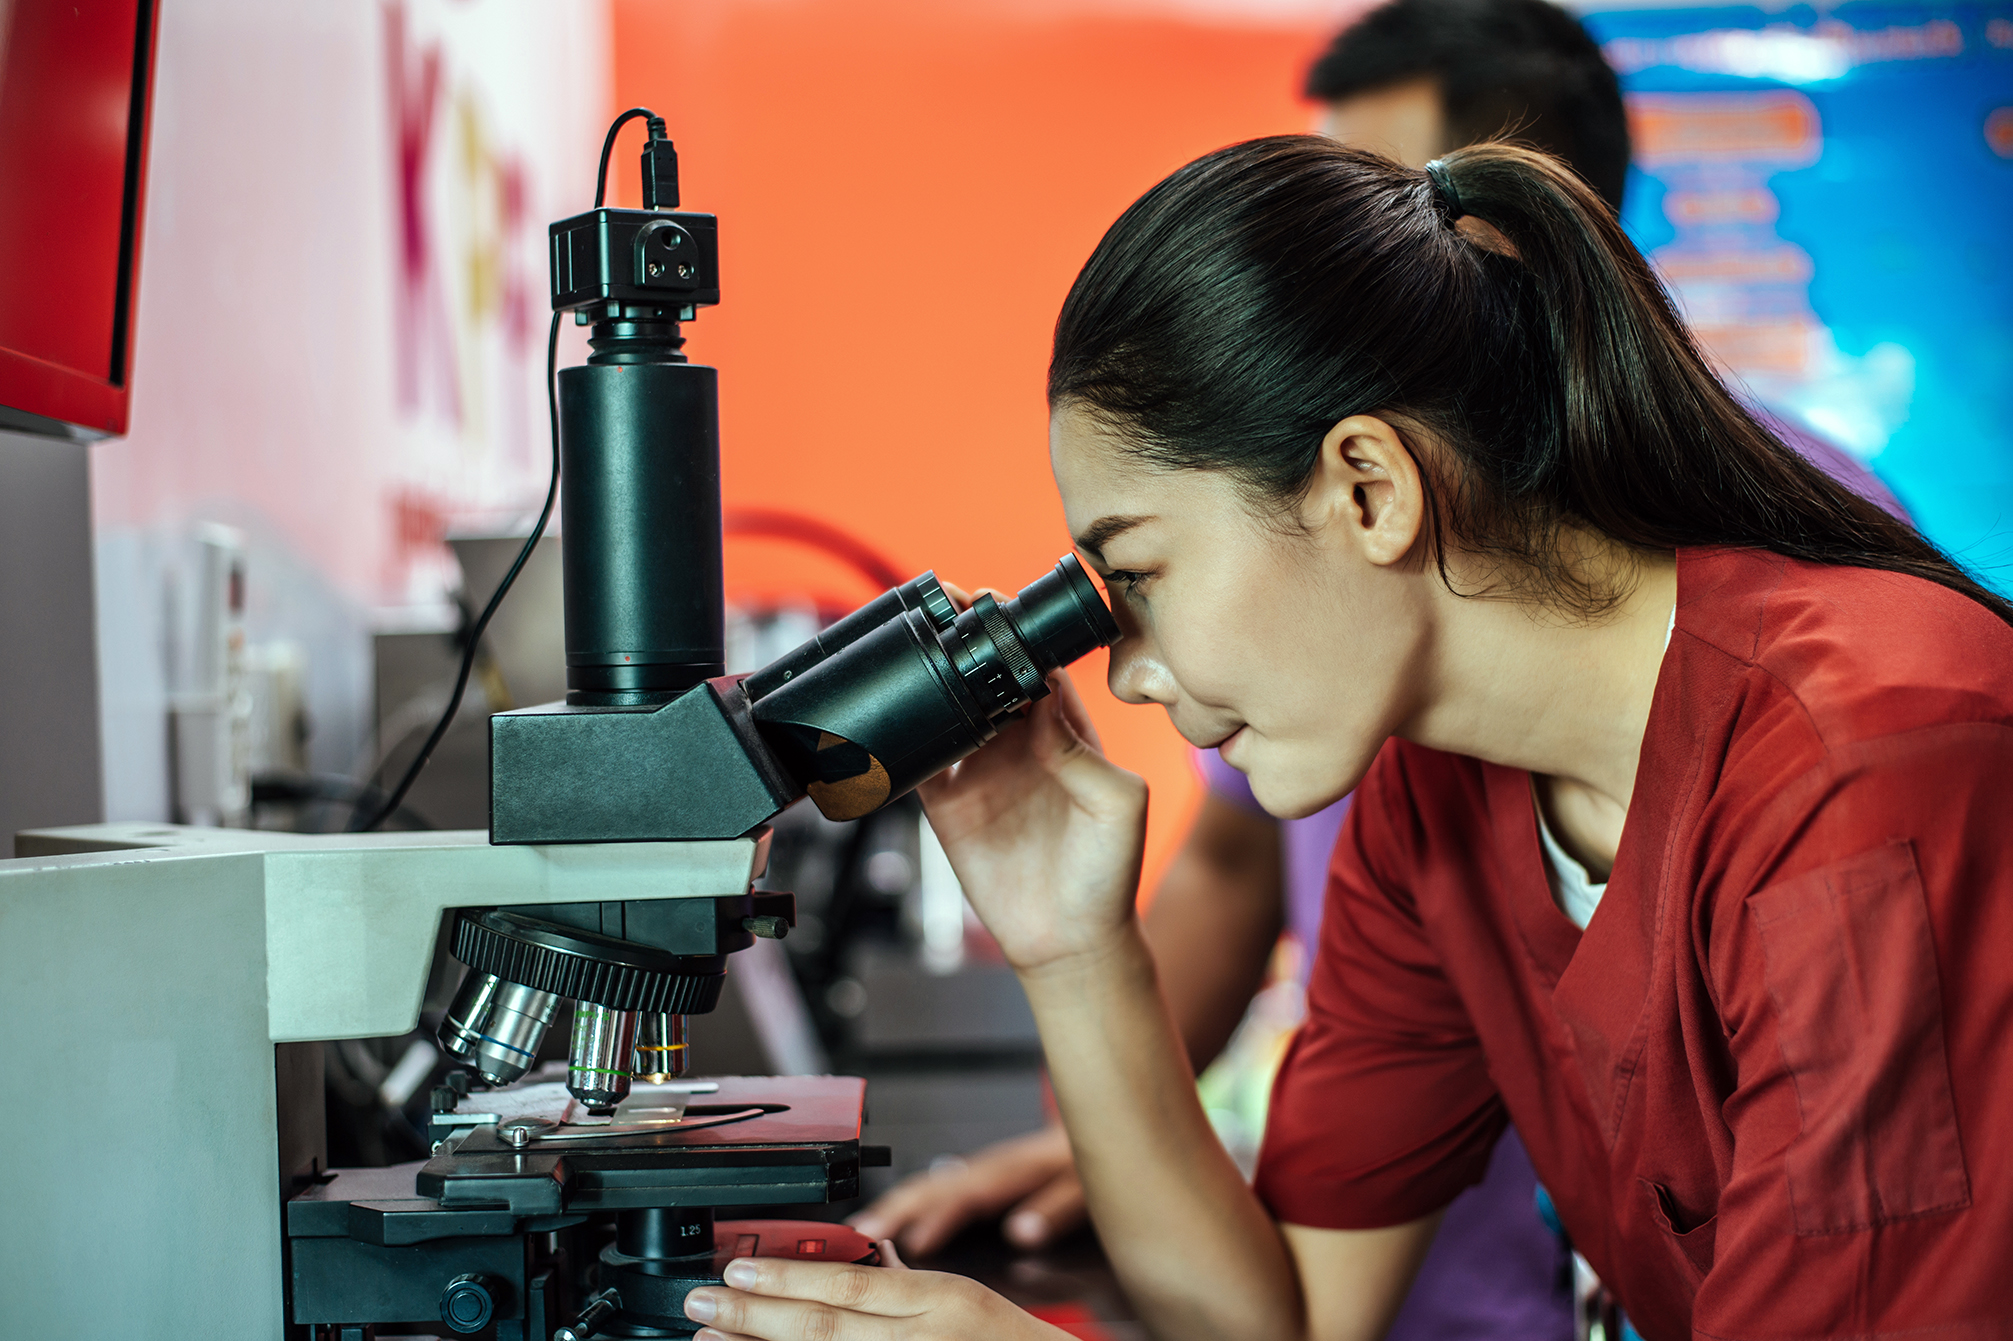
1300, 414, 1426, 568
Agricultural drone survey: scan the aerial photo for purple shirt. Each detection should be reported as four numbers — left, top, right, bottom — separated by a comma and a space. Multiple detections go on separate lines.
1196, 747, 1345, 961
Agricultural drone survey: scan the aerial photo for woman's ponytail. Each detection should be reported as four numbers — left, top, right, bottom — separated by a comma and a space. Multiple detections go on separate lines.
1052, 135, 2012, 625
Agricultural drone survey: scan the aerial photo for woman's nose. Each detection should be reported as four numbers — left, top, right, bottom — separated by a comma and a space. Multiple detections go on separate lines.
1105, 623, 1176, 708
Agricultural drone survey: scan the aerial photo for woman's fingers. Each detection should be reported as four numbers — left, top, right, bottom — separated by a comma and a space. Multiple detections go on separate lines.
1003, 1167, 1089, 1249
848, 1160, 992, 1256
686, 1265, 1077, 1341
846, 1168, 948, 1251
687, 1288, 880, 1341
846, 1167, 940, 1243
850, 1125, 1079, 1257
686, 1283, 885, 1341
933, 580, 1007, 614
1045, 670, 1106, 755
726, 1257, 941, 1312
685, 1258, 956, 1338
874, 1178, 988, 1259
687, 1260, 1070, 1341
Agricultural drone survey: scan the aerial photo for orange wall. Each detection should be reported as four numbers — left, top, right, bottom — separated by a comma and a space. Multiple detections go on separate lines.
611, 0, 1342, 896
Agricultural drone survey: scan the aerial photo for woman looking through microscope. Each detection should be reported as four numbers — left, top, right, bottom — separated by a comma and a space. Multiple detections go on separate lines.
679, 137, 2013, 1340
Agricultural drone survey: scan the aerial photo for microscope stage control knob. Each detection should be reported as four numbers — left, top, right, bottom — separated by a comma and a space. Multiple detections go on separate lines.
555, 1287, 622, 1341
440, 1272, 499, 1334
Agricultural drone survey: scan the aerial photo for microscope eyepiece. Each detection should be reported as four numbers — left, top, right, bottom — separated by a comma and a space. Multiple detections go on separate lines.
749, 553, 1119, 820
741, 571, 956, 703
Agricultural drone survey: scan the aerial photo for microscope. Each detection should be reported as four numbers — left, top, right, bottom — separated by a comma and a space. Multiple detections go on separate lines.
0, 113, 1114, 1341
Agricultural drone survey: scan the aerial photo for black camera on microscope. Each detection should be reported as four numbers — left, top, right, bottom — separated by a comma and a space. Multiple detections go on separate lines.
551, 126, 719, 315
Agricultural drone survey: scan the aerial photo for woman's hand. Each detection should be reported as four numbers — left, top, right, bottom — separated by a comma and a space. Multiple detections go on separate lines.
919, 668, 1147, 976
682, 1252, 1075, 1341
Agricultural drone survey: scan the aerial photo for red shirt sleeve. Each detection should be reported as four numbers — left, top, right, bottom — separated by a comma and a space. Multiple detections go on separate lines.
1254, 743, 1506, 1229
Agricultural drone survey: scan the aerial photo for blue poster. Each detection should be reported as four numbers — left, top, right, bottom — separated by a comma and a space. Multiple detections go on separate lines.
1579, 3, 2013, 590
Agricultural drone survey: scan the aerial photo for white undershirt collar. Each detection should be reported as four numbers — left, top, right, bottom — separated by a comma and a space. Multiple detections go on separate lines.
1535, 604, 1676, 931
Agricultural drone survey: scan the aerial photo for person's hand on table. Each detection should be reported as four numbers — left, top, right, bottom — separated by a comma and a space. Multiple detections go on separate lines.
849, 1123, 1086, 1256
683, 1244, 1076, 1341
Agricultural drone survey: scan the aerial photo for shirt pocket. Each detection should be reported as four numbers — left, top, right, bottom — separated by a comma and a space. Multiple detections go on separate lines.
1641, 1178, 1716, 1280
1748, 841, 1971, 1235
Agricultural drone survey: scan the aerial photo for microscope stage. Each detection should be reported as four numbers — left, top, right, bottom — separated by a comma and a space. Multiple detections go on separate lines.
409, 1075, 875, 1219
284, 1076, 884, 1335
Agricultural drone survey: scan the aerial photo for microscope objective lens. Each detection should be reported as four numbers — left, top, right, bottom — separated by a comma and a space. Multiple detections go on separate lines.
437, 971, 501, 1065
437, 972, 560, 1086
568, 1002, 640, 1113
634, 1011, 690, 1081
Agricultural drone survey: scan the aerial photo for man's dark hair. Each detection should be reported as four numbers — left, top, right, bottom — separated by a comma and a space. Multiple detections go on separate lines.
1306, 0, 1630, 212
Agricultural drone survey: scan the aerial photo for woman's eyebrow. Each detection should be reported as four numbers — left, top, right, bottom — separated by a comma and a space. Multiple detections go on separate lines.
1074, 514, 1155, 563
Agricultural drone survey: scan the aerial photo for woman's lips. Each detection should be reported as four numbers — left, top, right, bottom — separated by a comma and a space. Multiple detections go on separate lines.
1206, 725, 1248, 756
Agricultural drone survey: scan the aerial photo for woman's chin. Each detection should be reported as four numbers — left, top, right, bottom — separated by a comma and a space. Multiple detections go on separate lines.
1260, 792, 1334, 821
1240, 745, 1362, 820
1244, 768, 1333, 821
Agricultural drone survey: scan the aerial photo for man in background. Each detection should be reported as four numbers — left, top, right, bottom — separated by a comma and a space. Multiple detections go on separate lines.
1307, 0, 1628, 207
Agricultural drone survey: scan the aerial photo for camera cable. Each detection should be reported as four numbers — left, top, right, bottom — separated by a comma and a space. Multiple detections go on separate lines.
352, 307, 561, 831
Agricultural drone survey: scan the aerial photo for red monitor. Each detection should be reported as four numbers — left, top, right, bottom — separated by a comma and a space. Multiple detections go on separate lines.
0, 0, 159, 439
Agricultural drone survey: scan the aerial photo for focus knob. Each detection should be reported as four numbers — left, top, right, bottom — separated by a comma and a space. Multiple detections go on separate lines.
440, 1272, 498, 1334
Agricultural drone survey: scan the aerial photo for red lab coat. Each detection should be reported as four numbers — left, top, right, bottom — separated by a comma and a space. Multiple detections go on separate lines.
1256, 546, 2013, 1339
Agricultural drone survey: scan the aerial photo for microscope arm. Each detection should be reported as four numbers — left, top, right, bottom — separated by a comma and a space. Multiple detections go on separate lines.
10, 821, 767, 1042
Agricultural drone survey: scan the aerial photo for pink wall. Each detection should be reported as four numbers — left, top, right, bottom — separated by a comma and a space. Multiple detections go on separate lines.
91, 0, 608, 817
95, 0, 607, 600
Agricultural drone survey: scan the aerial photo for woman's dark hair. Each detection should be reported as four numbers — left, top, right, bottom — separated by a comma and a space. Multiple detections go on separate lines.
1049, 135, 2013, 624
